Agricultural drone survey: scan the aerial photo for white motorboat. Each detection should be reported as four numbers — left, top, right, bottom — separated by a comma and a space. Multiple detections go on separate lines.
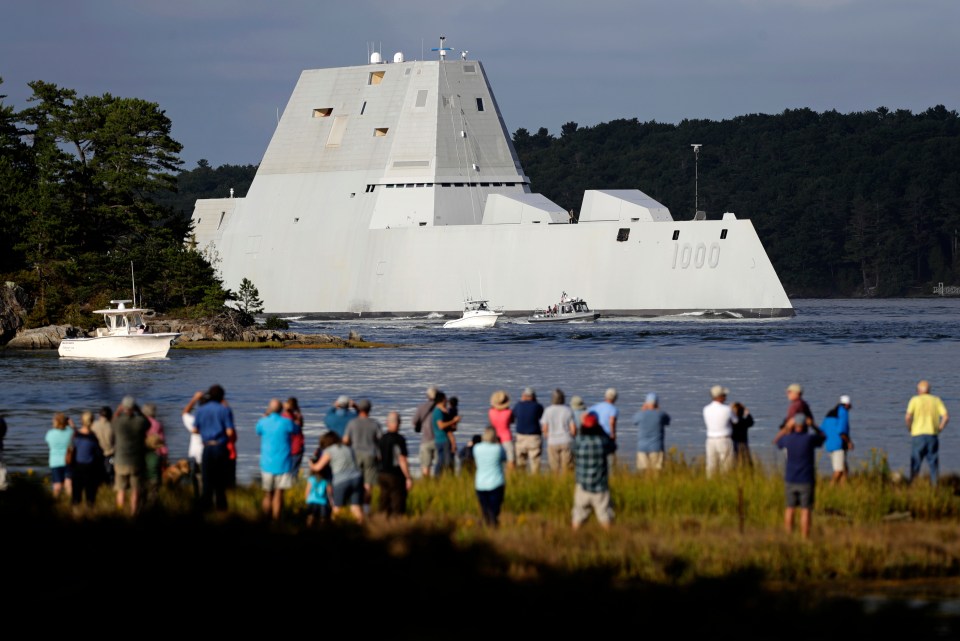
443, 299, 503, 329
58, 300, 181, 359
528, 293, 600, 323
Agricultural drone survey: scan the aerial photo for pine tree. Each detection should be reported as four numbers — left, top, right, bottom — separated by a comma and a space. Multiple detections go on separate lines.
236, 277, 264, 314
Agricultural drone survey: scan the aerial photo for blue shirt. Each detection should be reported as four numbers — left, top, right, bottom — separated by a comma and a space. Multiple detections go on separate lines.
193, 402, 234, 445
512, 400, 544, 435
73, 431, 102, 466
588, 402, 619, 437
821, 406, 849, 452
324, 407, 357, 437
777, 430, 825, 484
45, 428, 73, 468
432, 407, 450, 446
256, 412, 296, 474
307, 475, 329, 505
634, 409, 671, 453
473, 442, 506, 491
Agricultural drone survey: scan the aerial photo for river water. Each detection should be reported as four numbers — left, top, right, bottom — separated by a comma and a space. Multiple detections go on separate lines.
1, 299, 957, 482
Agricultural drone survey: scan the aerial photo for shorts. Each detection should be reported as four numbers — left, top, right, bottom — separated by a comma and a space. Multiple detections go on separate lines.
307, 503, 331, 520
333, 475, 364, 506
502, 440, 516, 464
830, 450, 847, 473
785, 482, 814, 509
572, 484, 613, 527
114, 464, 143, 491
419, 442, 437, 471
50, 466, 70, 484
636, 451, 664, 471
261, 471, 294, 491
355, 452, 378, 487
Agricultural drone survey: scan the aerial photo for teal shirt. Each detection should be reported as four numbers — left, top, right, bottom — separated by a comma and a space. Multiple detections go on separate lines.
45, 428, 73, 468
432, 407, 449, 446
307, 476, 329, 505
473, 442, 506, 491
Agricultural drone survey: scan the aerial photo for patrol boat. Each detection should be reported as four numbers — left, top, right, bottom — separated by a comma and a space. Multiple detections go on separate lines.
190, 38, 793, 319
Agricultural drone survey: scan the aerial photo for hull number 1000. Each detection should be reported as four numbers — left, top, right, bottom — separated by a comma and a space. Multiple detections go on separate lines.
672, 242, 721, 269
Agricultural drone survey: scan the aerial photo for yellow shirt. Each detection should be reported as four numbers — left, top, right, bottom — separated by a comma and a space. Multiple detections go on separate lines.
906, 394, 947, 436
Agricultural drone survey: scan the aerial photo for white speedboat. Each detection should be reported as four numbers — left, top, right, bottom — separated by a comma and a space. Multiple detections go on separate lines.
58, 300, 181, 359
528, 293, 600, 323
443, 299, 503, 329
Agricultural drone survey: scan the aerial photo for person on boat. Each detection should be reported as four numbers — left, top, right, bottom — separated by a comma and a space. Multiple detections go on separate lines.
377, 411, 412, 517
45, 412, 74, 498
633, 393, 671, 473
112, 396, 149, 516
821, 395, 854, 485
91, 406, 115, 486
905, 380, 948, 487
310, 431, 364, 524
70, 411, 103, 513
541, 389, 576, 473
412, 386, 439, 478
323, 395, 357, 438
474, 426, 507, 527
488, 391, 514, 470
513, 387, 544, 473
255, 399, 296, 521
192, 384, 235, 512
343, 398, 382, 515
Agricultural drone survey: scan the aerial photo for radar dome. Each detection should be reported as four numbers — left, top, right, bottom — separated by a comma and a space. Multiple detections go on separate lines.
393, 52, 405, 63
370, 51, 382, 64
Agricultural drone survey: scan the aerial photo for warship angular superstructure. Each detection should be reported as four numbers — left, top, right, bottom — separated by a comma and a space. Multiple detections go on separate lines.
191, 43, 793, 318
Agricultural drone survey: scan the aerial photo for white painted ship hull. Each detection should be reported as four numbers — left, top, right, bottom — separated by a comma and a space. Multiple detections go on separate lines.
58, 334, 180, 359
443, 311, 502, 328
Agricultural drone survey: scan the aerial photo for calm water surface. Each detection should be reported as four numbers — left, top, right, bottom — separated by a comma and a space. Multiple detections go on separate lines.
1, 298, 958, 482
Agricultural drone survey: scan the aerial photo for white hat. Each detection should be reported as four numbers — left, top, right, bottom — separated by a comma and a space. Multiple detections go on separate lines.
839, 395, 851, 405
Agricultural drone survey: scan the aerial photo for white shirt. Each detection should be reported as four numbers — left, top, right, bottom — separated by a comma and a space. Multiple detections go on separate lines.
703, 400, 737, 439
182, 413, 203, 463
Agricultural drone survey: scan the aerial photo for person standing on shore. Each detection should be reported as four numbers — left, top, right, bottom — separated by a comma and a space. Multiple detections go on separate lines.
91, 406, 115, 486
413, 386, 438, 478
731, 401, 755, 467
310, 431, 364, 524
192, 384, 236, 511
474, 426, 507, 527
905, 380, 949, 486
702, 385, 736, 478
343, 398, 382, 514
256, 399, 296, 520
377, 411, 412, 517
513, 387, 544, 473
821, 395, 854, 485
488, 391, 515, 471
775, 413, 825, 539
283, 397, 305, 477
588, 388, 619, 469
432, 392, 460, 475
324, 396, 357, 438
45, 412, 74, 498
785, 384, 812, 425
181, 391, 206, 499
70, 411, 103, 512
142, 403, 167, 505
634, 392, 671, 473
541, 389, 576, 473
572, 412, 616, 531
112, 396, 149, 516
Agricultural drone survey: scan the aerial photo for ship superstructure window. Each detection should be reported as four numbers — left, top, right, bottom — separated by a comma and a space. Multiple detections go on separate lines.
721, 229, 728, 239
360, 101, 367, 115
313, 108, 333, 118
476, 98, 485, 112
617, 228, 630, 242
368, 70, 385, 85
374, 127, 389, 137
365, 184, 376, 193
463, 64, 476, 73
442, 96, 451, 108
326, 115, 348, 147
672, 230, 680, 240
415, 90, 428, 108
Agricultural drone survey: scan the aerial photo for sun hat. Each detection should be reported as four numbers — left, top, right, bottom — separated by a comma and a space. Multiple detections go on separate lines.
490, 390, 510, 410
570, 396, 586, 410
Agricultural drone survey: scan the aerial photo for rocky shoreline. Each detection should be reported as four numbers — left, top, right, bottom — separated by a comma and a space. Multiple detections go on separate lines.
2, 310, 363, 350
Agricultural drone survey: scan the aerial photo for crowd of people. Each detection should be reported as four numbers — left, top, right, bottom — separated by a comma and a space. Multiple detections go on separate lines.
22, 378, 950, 535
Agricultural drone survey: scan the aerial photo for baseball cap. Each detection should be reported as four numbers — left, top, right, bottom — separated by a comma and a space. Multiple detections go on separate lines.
787, 383, 803, 394
335, 395, 351, 407
581, 412, 599, 429
645, 392, 658, 404
840, 395, 851, 406
710, 385, 730, 399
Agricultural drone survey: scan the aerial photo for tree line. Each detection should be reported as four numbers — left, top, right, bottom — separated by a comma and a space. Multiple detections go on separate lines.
0, 78, 229, 327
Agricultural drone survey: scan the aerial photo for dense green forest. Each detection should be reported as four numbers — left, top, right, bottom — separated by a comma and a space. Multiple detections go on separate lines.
169, 106, 960, 297
0, 79, 228, 327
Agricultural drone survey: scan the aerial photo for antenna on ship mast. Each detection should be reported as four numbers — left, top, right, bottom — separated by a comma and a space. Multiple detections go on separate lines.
130, 261, 136, 307
691, 144, 702, 217
431, 35, 453, 61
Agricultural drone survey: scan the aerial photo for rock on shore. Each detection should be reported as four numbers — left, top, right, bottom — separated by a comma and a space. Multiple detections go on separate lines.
6, 325, 75, 349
